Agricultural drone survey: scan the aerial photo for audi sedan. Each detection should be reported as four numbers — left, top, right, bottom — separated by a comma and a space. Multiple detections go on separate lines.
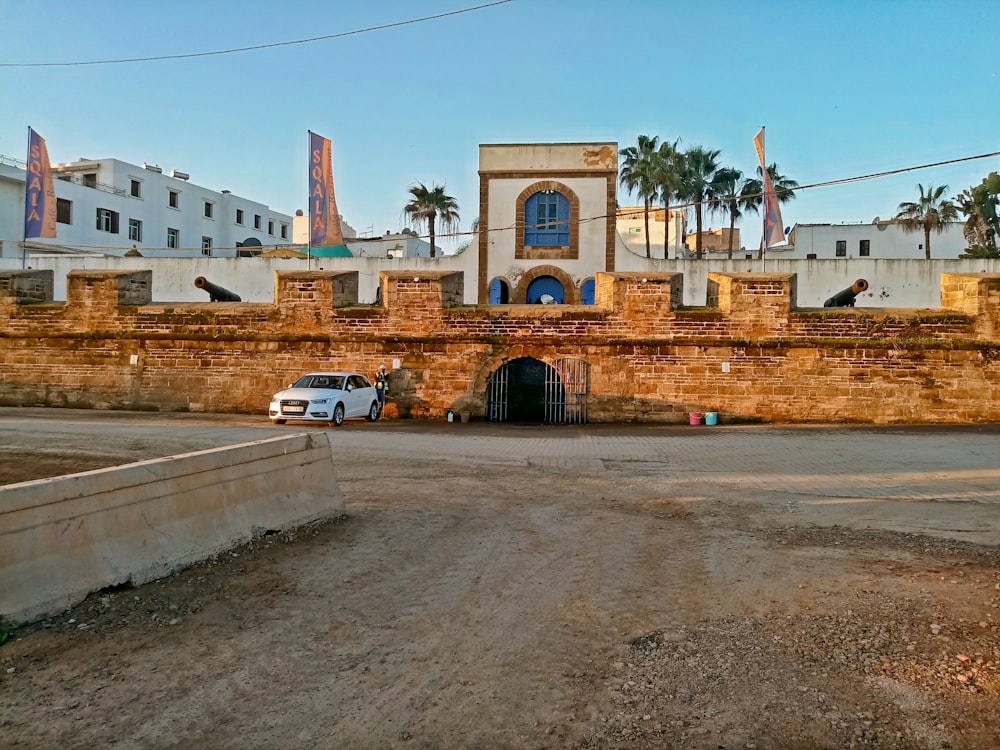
269, 372, 380, 426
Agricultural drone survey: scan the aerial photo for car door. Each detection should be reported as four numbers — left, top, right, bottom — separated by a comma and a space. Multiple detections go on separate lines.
346, 375, 367, 417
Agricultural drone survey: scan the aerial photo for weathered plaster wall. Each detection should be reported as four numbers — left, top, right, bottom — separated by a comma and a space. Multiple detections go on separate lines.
2, 268, 999, 425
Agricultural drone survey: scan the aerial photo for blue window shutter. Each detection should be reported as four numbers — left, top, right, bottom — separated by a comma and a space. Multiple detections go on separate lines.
581, 278, 595, 305
524, 191, 570, 247
555, 193, 569, 244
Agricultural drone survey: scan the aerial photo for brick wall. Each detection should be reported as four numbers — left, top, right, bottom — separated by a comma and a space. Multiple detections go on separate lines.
1, 269, 998, 424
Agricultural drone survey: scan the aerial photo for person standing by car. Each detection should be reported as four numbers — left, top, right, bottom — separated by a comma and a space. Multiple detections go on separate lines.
374, 364, 388, 417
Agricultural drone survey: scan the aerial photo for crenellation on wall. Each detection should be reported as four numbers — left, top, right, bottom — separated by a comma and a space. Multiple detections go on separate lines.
66, 270, 152, 310
940, 272, 1000, 340
0, 269, 54, 306
708, 272, 794, 338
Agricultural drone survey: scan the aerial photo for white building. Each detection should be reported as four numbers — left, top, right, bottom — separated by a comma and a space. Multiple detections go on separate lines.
616, 206, 687, 259
0, 155, 295, 258
780, 221, 968, 260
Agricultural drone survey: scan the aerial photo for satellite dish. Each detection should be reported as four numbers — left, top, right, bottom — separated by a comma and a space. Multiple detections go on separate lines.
539, 293, 556, 304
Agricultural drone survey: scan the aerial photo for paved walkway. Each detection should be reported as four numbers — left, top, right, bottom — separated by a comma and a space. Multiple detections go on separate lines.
3, 409, 999, 545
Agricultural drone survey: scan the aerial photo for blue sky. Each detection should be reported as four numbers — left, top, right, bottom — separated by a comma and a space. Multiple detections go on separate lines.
2, 0, 997, 252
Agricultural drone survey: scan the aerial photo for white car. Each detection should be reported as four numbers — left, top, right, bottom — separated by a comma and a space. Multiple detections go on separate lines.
269, 372, 381, 426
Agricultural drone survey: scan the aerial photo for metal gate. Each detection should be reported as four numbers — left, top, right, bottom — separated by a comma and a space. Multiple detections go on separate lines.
486, 361, 508, 422
545, 357, 588, 424
488, 357, 588, 424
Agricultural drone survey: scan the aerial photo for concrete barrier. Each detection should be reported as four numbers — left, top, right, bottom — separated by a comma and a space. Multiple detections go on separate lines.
0, 432, 345, 625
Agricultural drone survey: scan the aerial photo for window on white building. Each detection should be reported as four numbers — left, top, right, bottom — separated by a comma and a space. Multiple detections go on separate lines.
128, 219, 142, 242
96, 208, 119, 234
236, 208, 244, 225
167, 227, 179, 248
56, 198, 72, 225
268, 220, 274, 236
168, 190, 179, 209
859, 239, 870, 257
254, 214, 262, 230
130, 179, 142, 198
204, 201, 214, 219
280, 223, 288, 240
835, 240, 846, 257
201, 236, 213, 256
83, 173, 97, 189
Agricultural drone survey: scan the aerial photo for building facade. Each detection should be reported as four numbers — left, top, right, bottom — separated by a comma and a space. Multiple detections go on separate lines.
782, 221, 967, 260
0, 155, 294, 258
477, 143, 618, 304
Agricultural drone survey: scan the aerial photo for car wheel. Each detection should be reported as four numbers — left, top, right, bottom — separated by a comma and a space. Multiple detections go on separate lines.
272, 418, 286, 425
366, 401, 380, 422
331, 403, 345, 427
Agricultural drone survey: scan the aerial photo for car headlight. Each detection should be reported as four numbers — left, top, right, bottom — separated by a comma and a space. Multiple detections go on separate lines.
311, 398, 331, 404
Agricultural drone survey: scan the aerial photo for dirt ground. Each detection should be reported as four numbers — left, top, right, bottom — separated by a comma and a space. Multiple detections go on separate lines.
1, 417, 999, 749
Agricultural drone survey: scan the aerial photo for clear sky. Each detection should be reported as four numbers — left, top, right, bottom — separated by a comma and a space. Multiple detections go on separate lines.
2, 0, 997, 252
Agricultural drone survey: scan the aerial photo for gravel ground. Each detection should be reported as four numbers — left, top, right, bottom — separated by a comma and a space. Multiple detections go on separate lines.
0, 413, 998, 749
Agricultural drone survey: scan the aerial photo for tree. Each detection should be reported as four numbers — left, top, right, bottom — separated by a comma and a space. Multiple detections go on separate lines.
710, 166, 746, 259
619, 135, 663, 258
654, 138, 683, 259
676, 146, 723, 259
894, 184, 959, 260
403, 183, 460, 258
955, 172, 999, 255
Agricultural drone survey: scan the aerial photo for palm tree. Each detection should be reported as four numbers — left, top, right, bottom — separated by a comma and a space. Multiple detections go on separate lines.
677, 146, 722, 259
654, 138, 682, 258
955, 173, 999, 254
711, 167, 744, 259
619, 135, 662, 258
894, 184, 958, 259
403, 183, 460, 258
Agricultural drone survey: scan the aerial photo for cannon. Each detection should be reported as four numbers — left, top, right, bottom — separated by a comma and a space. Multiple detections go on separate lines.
823, 278, 869, 308
194, 276, 241, 302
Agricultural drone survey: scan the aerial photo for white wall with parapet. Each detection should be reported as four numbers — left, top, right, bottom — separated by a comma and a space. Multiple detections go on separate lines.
612, 237, 1000, 307
0, 246, 480, 305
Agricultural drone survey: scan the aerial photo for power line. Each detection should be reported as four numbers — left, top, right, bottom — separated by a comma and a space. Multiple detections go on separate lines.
428, 151, 1000, 241
0, 1, 514, 68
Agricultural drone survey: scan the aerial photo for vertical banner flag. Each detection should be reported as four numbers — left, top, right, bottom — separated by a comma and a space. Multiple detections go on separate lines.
308, 131, 346, 249
753, 128, 785, 248
24, 128, 57, 239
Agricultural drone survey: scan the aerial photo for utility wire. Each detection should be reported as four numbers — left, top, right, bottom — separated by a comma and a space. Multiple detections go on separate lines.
434, 150, 1000, 240
0, 1, 513, 68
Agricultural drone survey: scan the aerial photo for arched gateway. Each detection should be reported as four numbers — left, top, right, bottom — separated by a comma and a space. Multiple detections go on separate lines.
486, 357, 588, 424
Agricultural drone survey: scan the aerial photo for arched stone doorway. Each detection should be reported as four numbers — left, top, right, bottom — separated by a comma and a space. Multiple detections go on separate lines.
486, 357, 588, 424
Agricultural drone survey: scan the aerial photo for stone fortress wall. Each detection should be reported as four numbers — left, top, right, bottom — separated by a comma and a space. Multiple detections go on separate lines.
1, 268, 999, 424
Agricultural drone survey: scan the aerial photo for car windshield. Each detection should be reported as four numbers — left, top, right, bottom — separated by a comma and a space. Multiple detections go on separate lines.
293, 375, 344, 390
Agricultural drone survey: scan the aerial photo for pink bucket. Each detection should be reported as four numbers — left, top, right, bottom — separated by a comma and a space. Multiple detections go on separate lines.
688, 412, 702, 425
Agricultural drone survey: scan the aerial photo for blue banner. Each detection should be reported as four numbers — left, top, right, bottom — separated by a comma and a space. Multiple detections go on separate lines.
309, 131, 346, 248
24, 128, 56, 239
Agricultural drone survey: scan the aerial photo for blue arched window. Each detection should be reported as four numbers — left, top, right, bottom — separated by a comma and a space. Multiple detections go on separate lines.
489, 278, 509, 304
526, 275, 565, 304
581, 278, 595, 305
524, 190, 570, 246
